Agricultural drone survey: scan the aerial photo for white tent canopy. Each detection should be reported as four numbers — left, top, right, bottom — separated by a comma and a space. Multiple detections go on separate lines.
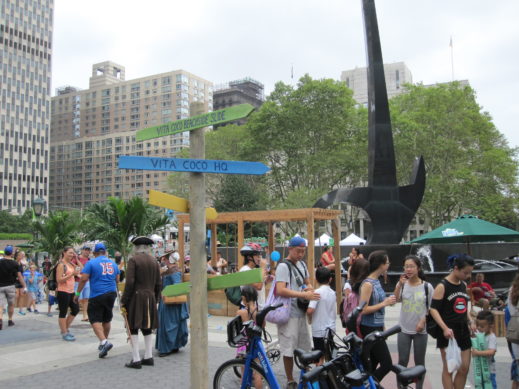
314, 233, 332, 247
339, 233, 366, 246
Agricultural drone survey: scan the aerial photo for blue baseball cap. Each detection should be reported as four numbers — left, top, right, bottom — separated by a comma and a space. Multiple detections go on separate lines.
288, 236, 307, 247
93, 243, 106, 253
4, 245, 14, 255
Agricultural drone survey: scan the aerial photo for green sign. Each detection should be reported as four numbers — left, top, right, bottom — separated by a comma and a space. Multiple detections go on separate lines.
162, 268, 262, 297
136, 103, 255, 142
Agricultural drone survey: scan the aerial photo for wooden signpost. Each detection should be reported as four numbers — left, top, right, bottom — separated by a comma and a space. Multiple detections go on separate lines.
119, 102, 266, 389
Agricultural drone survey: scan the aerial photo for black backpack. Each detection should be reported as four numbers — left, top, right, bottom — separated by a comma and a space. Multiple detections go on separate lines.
46, 261, 60, 291
225, 286, 242, 307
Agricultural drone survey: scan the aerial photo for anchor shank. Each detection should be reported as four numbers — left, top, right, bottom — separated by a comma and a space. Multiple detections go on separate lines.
362, 0, 397, 187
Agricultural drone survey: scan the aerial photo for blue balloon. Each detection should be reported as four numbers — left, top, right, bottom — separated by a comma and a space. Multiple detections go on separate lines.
270, 251, 281, 262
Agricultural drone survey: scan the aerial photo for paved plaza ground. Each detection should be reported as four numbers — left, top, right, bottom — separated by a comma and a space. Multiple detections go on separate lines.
0, 302, 513, 389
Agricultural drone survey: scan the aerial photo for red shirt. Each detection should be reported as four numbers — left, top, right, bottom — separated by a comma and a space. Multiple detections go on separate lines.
78, 255, 89, 266
469, 281, 494, 301
320, 251, 334, 266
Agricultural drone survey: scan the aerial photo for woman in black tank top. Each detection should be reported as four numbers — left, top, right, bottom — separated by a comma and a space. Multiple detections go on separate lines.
429, 254, 476, 389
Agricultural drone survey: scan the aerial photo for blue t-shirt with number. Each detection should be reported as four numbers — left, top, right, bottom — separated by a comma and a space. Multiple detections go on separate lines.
82, 255, 120, 298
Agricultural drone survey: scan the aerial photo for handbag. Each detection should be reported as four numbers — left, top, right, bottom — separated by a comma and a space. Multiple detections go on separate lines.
265, 278, 291, 325
506, 301, 519, 344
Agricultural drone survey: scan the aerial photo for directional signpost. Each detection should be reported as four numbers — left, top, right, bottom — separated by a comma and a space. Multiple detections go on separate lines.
135, 103, 255, 142
147, 189, 218, 220
118, 102, 267, 389
119, 155, 269, 175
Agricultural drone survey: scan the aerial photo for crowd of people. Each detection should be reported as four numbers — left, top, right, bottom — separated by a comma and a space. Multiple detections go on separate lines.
1, 236, 519, 388
259, 239, 516, 389
0, 239, 189, 369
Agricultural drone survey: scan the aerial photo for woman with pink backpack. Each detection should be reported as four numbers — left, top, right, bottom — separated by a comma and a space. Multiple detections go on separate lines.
341, 258, 369, 335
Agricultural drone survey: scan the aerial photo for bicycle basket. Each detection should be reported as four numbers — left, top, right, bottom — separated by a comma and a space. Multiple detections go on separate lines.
227, 315, 246, 348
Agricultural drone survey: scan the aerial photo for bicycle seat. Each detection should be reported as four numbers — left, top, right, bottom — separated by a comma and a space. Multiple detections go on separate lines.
294, 349, 322, 367
344, 369, 368, 386
392, 364, 426, 385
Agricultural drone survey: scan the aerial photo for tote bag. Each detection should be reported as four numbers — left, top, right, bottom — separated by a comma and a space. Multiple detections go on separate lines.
265, 280, 291, 325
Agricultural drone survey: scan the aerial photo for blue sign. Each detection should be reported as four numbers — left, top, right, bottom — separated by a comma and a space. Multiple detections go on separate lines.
118, 156, 269, 175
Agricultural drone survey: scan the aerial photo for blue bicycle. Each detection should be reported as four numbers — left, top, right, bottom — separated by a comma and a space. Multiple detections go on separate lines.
213, 303, 323, 389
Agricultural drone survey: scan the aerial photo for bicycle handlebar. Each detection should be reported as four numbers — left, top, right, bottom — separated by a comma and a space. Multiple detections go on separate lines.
302, 365, 325, 383
255, 303, 283, 328
376, 324, 401, 340
361, 325, 401, 373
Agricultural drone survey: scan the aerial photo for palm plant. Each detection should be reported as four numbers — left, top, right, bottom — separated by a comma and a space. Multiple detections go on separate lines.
31, 211, 82, 263
82, 197, 169, 263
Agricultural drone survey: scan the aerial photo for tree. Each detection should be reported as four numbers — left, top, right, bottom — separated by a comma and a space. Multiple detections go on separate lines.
0, 209, 34, 233
82, 197, 169, 263
239, 75, 367, 209
212, 175, 268, 245
202, 76, 368, 211
390, 82, 519, 229
213, 175, 266, 212
31, 211, 82, 263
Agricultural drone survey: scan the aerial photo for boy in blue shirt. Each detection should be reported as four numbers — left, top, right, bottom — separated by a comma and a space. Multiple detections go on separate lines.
75, 243, 120, 358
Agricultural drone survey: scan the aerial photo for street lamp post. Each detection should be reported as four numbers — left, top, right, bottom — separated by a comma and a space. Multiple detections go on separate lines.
32, 197, 46, 217
32, 197, 46, 266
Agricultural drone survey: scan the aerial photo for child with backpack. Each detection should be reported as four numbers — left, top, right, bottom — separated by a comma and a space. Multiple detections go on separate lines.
393, 255, 433, 389
236, 285, 260, 357
307, 267, 336, 365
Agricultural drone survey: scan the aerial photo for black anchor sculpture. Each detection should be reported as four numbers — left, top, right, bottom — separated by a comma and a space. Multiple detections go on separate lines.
314, 0, 426, 244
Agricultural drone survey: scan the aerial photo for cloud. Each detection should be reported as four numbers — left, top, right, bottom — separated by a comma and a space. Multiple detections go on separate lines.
52, 0, 519, 146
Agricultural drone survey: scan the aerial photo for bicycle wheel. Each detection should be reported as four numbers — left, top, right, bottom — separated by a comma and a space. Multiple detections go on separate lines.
213, 358, 271, 389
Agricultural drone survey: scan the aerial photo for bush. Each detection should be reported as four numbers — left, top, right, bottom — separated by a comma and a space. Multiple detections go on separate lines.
0, 233, 33, 240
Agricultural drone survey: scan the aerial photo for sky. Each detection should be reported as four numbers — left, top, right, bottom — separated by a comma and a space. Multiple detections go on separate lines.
52, 0, 519, 147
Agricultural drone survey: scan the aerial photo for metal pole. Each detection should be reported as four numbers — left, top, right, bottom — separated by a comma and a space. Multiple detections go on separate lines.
189, 102, 208, 389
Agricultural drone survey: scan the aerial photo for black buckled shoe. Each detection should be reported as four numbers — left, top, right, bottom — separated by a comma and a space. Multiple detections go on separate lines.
141, 358, 154, 366
125, 360, 142, 369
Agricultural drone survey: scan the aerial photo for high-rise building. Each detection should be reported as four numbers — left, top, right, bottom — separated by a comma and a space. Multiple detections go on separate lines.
0, 0, 54, 214
212, 77, 264, 129
49, 62, 212, 210
340, 61, 412, 105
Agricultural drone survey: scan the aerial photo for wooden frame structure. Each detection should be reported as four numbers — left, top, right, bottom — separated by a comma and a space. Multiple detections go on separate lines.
177, 208, 342, 292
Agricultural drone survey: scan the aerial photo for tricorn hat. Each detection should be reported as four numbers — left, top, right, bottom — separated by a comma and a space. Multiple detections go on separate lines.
159, 250, 177, 259
131, 236, 154, 246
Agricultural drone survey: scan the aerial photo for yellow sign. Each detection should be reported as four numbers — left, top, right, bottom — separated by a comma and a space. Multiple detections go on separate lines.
149, 190, 218, 219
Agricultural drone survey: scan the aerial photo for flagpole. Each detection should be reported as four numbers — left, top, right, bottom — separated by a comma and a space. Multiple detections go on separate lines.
450, 36, 454, 81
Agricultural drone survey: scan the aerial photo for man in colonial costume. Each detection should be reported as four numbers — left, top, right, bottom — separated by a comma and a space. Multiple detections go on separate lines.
121, 236, 161, 369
